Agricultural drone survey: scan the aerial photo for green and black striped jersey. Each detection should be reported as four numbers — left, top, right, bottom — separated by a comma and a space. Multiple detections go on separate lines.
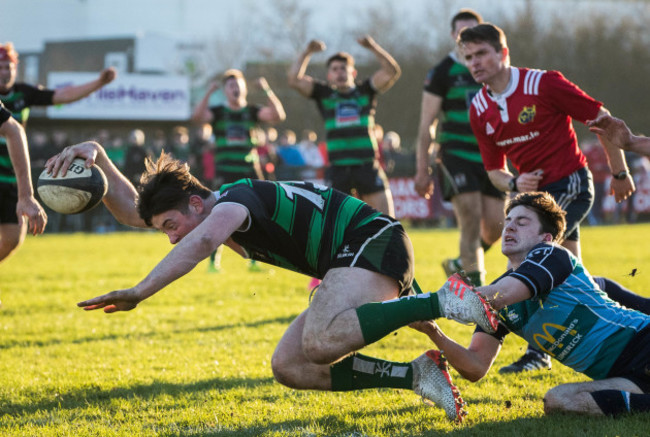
423, 53, 482, 162
209, 104, 261, 174
216, 179, 382, 278
310, 79, 378, 166
0, 83, 54, 184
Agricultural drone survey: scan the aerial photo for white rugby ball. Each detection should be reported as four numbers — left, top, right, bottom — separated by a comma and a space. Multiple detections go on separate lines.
37, 159, 108, 214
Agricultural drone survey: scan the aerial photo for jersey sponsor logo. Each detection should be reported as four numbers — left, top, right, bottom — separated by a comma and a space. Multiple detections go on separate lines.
485, 122, 495, 135
335, 101, 361, 127
518, 105, 536, 124
533, 318, 583, 359
495, 131, 540, 147
527, 245, 554, 260
225, 125, 249, 144
336, 244, 355, 259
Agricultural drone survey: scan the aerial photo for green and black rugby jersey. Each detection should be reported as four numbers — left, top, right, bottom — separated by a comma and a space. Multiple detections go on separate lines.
215, 179, 382, 278
0, 83, 55, 184
423, 53, 482, 163
310, 79, 378, 167
209, 104, 262, 174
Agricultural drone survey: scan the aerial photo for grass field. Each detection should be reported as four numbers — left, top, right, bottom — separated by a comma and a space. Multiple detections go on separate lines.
2, 224, 650, 436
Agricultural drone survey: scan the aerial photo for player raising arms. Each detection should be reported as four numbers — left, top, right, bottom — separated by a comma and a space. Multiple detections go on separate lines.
0, 42, 115, 264
413, 192, 650, 417
46, 141, 500, 423
288, 36, 400, 217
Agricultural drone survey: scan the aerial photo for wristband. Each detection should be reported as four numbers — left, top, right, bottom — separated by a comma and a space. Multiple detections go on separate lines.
508, 176, 518, 192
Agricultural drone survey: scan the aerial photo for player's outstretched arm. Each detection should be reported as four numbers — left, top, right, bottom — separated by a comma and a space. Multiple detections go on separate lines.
287, 40, 324, 97
414, 92, 443, 199
359, 35, 401, 93
256, 77, 286, 123
52, 67, 117, 104
410, 320, 501, 382
1, 116, 47, 235
592, 108, 635, 203
45, 141, 146, 228
191, 81, 219, 125
588, 114, 650, 157
77, 203, 248, 313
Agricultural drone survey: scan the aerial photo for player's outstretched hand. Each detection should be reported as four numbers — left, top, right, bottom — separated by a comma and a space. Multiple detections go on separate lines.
587, 114, 631, 150
306, 40, 326, 54
357, 35, 377, 49
16, 196, 47, 235
45, 141, 101, 177
99, 67, 117, 85
414, 170, 434, 199
78, 288, 141, 313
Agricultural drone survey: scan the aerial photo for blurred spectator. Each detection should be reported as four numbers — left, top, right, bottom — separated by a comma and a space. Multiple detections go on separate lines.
583, 137, 610, 224
258, 126, 280, 181
276, 129, 305, 164
299, 129, 324, 169
28, 130, 52, 171
276, 129, 305, 180
381, 130, 401, 174
170, 126, 196, 169
150, 129, 167, 157
107, 136, 126, 169
123, 129, 150, 185
192, 123, 215, 186
298, 129, 325, 181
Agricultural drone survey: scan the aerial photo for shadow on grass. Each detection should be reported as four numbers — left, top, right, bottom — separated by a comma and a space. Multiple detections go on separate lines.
1, 375, 275, 417
0, 314, 298, 350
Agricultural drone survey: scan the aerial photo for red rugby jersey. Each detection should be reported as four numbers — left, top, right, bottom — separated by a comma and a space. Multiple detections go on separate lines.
470, 67, 602, 186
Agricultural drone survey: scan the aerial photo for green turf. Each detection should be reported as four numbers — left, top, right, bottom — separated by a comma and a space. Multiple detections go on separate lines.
1, 224, 649, 436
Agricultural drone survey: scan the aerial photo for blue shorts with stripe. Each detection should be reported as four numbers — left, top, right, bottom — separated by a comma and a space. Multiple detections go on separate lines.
540, 166, 594, 242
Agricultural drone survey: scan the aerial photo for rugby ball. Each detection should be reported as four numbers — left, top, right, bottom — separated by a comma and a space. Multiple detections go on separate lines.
37, 159, 108, 214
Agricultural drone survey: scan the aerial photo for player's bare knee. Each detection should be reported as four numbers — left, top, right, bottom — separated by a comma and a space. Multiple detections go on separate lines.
301, 335, 333, 365
271, 352, 299, 388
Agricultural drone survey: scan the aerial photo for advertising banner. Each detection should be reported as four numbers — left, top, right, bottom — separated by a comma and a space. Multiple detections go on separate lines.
46, 72, 190, 120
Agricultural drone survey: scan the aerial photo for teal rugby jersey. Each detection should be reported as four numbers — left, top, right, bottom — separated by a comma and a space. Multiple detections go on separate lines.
215, 179, 382, 278
310, 79, 378, 166
0, 83, 54, 184
423, 53, 482, 162
484, 243, 650, 379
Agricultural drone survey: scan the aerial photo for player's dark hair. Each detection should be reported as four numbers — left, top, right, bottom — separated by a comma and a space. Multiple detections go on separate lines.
327, 52, 354, 68
451, 9, 483, 31
458, 23, 508, 53
137, 151, 212, 226
506, 192, 567, 243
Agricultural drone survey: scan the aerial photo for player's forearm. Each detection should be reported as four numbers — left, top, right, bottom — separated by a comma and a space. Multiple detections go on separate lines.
263, 87, 286, 122
416, 322, 492, 381
416, 122, 436, 174
191, 92, 212, 124
2, 120, 34, 199
629, 135, 650, 156
487, 169, 515, 193
288, 51, 312, 88
52, 79, 104, 104
90, 144, 146, 228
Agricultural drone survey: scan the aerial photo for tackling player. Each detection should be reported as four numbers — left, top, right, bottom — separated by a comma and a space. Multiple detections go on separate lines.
413, 192, 650, 417
46, 141, 501, 423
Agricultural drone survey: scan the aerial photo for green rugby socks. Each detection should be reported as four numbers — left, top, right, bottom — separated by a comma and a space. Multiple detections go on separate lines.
355, 293, 441, 345
330, 353, 413, 391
